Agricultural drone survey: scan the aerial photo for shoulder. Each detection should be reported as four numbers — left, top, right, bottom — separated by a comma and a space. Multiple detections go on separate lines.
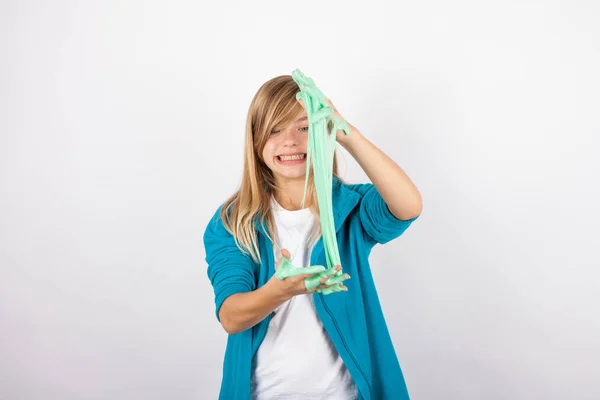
203, 203, 230, 241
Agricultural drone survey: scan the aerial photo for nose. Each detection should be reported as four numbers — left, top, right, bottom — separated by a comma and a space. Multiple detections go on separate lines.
280, 127, 299, 147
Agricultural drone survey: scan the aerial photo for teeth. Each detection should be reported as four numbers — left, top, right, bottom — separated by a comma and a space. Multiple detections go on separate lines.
279, 154, 306, 161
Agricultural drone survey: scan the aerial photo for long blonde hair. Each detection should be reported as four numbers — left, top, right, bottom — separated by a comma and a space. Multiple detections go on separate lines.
219, 74, 343, 264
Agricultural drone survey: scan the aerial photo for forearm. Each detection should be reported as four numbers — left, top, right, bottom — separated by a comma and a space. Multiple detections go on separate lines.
339, 129, 422, 220
218, 281, 288, 335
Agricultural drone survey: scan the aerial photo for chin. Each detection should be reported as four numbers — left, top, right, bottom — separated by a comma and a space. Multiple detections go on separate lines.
273, 170, 307, 181
280, 173, 306, 180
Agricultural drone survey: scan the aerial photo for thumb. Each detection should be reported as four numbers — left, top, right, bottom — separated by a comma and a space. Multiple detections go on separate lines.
275, 248, 290, 270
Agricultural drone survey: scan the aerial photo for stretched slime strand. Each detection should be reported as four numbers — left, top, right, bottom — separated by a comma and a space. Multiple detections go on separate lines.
291, 69, 350, 294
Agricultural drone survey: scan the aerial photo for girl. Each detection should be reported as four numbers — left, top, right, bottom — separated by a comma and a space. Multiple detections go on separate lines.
204, 74, 422, 400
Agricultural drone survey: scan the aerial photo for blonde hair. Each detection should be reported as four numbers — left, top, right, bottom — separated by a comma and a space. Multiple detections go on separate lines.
219, 74, 343, 264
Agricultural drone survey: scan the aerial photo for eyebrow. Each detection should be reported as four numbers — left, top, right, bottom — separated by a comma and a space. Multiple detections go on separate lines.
295, 116, 308, 123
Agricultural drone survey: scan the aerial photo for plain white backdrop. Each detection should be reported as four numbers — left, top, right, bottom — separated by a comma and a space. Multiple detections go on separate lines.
1, 1, 599, 399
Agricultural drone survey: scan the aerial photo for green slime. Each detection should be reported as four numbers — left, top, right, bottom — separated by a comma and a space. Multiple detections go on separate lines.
274, 69, 351, 295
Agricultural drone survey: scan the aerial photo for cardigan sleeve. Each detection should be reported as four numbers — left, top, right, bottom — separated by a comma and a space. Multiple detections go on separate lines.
347, 183, 419, 245
203, 206, 256, 322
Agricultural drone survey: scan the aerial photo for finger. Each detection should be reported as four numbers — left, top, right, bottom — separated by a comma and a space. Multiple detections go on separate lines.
303, 275, 323, 291
321, 266, 341, 278
284, 265, 326, 279
302, 265, 343, 290
275, 248, 290, 270
294, 271, 324, 282
321, 265, 341, 278
315, 266, 342, 283
314, 279, 344, 291
325, 273, 351, 286
316, 280, 345, 290
325, 98, 339, 113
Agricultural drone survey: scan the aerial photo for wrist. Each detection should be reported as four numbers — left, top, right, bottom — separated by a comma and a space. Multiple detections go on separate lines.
338, 127, 364, 152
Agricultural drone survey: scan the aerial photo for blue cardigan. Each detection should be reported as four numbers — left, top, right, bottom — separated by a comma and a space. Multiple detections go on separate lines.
204, 177, 419, 399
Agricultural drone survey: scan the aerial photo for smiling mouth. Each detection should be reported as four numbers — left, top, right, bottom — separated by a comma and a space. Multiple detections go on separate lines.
276, 153, 307, 164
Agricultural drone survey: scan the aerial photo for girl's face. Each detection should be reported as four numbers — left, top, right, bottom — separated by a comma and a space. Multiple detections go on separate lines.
262, 112, 309, 183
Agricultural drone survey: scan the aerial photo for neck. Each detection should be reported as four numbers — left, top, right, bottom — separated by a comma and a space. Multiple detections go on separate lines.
273, 177, 311, 211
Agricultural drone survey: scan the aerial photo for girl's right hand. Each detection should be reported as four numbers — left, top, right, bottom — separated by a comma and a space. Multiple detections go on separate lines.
268, 249, 349, 301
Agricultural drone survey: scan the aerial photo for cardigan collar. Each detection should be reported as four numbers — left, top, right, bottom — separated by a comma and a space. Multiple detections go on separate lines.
255, 176, 361, 239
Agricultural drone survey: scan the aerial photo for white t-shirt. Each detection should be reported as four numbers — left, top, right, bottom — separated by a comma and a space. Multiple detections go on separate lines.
250, 196, 358, 400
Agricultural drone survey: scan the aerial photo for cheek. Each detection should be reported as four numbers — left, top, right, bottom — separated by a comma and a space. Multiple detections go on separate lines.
262, 143, 275, 164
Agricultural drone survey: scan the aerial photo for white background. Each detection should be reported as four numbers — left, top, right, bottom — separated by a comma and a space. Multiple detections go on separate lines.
1, 1, 599, 399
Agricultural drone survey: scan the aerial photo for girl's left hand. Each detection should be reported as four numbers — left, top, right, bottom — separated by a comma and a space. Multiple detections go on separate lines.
298, 98, 357, 144
325, 99, 355, 144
